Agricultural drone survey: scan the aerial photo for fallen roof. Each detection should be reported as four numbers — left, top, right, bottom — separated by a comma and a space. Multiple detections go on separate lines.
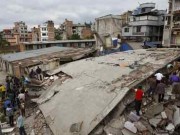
37, 48, 180, 135
0, 47, 95, 68
1, 47, 71, 62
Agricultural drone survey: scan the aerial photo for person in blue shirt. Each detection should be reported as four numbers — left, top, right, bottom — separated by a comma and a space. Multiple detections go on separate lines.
17, 111, 27, 135
3, 98, 11, 116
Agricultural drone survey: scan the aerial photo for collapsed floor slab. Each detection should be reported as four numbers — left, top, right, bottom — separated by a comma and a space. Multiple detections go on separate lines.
36, 48, 180, 135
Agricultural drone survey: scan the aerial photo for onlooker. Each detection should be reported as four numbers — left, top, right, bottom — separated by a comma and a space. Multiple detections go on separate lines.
17, 111, 27, 135
3, 98, 11, 116
147, 77, 156, 97
155, 80, 166, 103
18, 91, 25, 102
6, 104, 14, 127
170, 72, 180, 84
29, 69, 36, 79
20, 99, 25, 117
36, 66, 43, 80
155, 72, 164, 84
134, 86, 144, 116
0, 84, 6, 100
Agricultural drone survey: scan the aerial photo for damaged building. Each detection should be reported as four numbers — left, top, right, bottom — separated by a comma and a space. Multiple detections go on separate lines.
0, 46, 95, 77
34, 48, 180, 135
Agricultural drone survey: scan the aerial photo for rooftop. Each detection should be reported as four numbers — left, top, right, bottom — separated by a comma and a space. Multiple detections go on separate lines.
37, 48, 180, 135
22, 39, 96, 45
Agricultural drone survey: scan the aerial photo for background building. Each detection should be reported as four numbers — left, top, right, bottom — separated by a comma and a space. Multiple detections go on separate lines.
122, 3, 166, 42
38, 20, 55, 41
95, 14, 122, 48
163, 0, 180, 46
13, 21, 28, 42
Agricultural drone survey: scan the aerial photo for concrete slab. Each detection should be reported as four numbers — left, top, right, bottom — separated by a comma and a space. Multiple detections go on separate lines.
121, 128, 136, 135
128, 112, 140, 122
134, 121, 147, 132
124, 121, 137, 134
173, 106, 180, 126
149, 117, 162, 128
37, 49, 180, 135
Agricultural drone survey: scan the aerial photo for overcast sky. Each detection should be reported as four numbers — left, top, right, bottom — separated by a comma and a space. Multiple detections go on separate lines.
0, 0, 168, 30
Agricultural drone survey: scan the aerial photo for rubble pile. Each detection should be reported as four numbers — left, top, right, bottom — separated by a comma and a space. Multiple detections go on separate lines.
91, 85, 180, 135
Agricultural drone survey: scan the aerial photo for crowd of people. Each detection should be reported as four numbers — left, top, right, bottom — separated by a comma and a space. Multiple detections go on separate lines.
0, 75, 28, 135
134, 64, 180, 116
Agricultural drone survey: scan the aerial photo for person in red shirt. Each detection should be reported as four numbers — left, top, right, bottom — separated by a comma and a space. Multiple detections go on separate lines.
134, 86, 144, 116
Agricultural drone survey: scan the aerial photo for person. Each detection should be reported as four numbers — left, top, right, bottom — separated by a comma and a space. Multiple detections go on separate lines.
100, 45, 104, 56
170, 72, 180, 84
134, 86, 144, 116
18, 90, 25, 102
147, 77, 156, 97
155, 72, 164, 84
155, 80, 166, 103
20, 100, 25, 117
17, 111, 27, 135
6, 104, 14, 127
0, 84, 6, 100
29, 69, 36, 78
3, 98, 11, 116
36, 66, 42, 80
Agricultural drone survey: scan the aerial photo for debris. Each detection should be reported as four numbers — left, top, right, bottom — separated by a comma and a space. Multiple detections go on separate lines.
144, 103, 164, 118
165, 105, 175, 122
108, 116, 125, 129
149, 117, 162, 128
166, 123, 175, 132
2, 127, 15, 134
70, 122, 83, 133
161, 111, 167, 119
104, 126, 122, 135
91, 125, 104, 135
121, 129, 136, 135
173, 106, 180, 126
134, 121, 147, 132
157, 119, 168, 128
124, 121, 137, 134
128, 112, 140, 122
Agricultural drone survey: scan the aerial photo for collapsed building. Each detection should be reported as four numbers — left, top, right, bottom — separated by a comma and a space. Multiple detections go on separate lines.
34, 48, 180, 135
0, 46, 95, 77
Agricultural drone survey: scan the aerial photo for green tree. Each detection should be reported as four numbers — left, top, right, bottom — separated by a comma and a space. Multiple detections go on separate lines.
0, 34, 9, 48
69, 34, 81, 40
55, 34, 62, 40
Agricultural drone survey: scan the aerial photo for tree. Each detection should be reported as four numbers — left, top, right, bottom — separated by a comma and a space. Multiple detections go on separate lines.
55, 34, 62, 40
69, 34, 81, 40
0, 33, 10, 48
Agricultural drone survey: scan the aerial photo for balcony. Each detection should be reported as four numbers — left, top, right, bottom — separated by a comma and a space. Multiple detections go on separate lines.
132, 32, 145, 36
129, 20, 163, 26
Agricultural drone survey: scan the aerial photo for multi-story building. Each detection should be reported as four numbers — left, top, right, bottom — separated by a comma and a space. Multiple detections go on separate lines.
122, 3, 166, 42
121, 11, 132, 26
163, 0, 180, 47
60, 19, 94, 40
2, 29, 20, 46
31, 27, 40, 42
95, 14, 122, 48
38, 20, 55, 41
13, 21, 28, 42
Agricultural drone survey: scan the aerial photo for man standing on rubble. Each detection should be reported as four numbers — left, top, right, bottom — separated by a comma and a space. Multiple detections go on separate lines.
155, 72, 164, 84
36, 66, 43, 81
17, 111, 27, 135
155, 79, 166, 103
147, 77, 156, 97
134, 86, 144, 116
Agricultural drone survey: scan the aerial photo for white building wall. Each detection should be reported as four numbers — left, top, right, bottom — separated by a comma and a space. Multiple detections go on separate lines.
122, 26, 133, 37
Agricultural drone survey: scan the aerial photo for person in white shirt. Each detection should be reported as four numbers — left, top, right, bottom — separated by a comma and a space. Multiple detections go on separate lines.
155, 72, 164, 83
18, 91, 25, 101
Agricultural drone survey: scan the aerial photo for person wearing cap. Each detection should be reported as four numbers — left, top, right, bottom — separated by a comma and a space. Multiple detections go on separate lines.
134, 86, 144, 116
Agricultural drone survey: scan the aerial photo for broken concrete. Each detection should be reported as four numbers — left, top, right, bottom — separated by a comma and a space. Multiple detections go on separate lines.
144, 103, 164, 119
121, 129, 136, 135
134, 121, 147, 132
161, 111, 167, 119
166, 123, 175, 132
128, 112, 140, 122
104, 126, 122, 135
173, 106, 180, 126
149, 117, 162, 128
124, 121, 137, 134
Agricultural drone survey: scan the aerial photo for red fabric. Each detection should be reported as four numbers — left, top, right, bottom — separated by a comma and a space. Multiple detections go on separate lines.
135, 89, 143, 101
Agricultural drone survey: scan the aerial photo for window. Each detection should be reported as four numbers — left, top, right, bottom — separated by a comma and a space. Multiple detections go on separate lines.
42, 38, 47, 41
42, 28, 47, 31
137, 26, 141, 32
124, 28, 129, 33
42, 33, 47, 36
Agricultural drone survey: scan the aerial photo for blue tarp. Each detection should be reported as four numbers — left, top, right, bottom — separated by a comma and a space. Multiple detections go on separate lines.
119, 43, 133, 51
